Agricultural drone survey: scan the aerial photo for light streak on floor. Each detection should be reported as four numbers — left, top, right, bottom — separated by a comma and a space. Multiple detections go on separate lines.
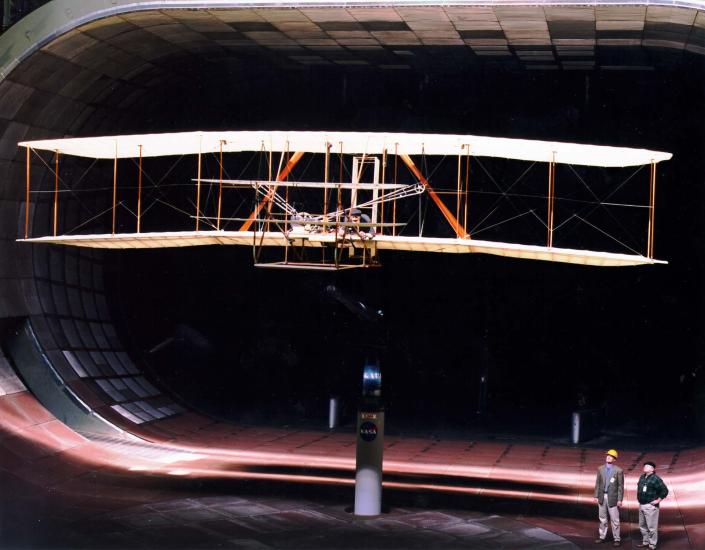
1, 389, 704, 548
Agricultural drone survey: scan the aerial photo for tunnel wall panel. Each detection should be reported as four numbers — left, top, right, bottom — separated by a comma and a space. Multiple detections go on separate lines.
0, 348, 26, 396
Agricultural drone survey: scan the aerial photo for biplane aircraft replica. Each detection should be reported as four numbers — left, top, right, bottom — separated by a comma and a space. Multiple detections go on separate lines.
16, 131, 671, 270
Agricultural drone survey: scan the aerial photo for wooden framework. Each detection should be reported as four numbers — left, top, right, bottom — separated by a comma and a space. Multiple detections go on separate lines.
547, 156, 556, 248
16, 131, 671, 270
24, 146, 30, 240
53, 151, 59, 237
647, 161, 657, 259
137, 144, 143, 233
112, 144, 117, 236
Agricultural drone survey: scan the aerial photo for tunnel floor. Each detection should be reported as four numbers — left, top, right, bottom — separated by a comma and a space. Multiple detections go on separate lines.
2, 389, 705, 549
15, 493, 578, 549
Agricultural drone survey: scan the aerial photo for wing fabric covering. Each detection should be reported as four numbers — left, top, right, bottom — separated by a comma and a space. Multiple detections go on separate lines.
22, 232, 665, 267
19, 131, 671, 168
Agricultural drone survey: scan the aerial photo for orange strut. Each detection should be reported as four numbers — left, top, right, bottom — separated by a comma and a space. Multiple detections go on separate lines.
399, 154, 469, 239
239, 151, 304, 231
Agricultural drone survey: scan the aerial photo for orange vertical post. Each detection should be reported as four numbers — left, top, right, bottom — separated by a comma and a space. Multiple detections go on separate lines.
547, 157, 556, 248
137, 145, 143, 233
393, 144, 398, 236
324, 142, 330, 230
195, 149, 202, 231
268, 147, 273, 182
381, 148, 387, 235
24, 147, 30, 239
53, 151, 59, 237
456, 148, 462, 238
647, 161, 657, 259
217, 141, 224, 230
464, 145, 470, 237
112, 147, 117, 235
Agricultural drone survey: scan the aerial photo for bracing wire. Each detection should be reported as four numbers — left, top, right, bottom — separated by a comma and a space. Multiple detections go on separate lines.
470, 159, 537, 235
40, 146, 653, 259
560, 164, 645, 250
31, 149, 93, 216
573, 215, 644, 257
472, 210, 538, 237
65, 203, 124, 235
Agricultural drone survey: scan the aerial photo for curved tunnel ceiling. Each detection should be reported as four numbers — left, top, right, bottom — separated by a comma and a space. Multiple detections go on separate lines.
1, 1, 705, 437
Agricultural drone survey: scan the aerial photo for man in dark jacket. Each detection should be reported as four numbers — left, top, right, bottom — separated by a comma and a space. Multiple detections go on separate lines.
349, 208, 375, 240
636, 461, 669, 549
594, 449, 624, 546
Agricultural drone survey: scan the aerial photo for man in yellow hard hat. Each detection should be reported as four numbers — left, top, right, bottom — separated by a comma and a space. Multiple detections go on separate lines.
594, 449, 624, 546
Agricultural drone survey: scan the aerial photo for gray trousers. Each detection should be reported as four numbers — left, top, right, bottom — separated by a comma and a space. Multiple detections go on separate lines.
639, 503, 660, 547
598, 498, 620, 541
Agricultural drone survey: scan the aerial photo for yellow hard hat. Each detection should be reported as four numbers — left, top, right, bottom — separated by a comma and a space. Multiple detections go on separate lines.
606, 449, 619, 459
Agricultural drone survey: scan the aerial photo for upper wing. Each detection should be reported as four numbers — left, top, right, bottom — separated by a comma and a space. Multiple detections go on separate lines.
19, 130, 672, 167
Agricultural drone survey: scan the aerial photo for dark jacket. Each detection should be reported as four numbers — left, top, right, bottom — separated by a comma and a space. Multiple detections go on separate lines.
637, 473, 668, 505
594, 464, 625, 507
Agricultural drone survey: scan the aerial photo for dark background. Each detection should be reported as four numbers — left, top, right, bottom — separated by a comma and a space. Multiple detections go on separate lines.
65, 56, 705, 439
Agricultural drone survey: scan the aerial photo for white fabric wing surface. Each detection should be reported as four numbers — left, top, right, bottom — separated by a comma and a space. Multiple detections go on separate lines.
19, 131, 672, 168
19, 231, 666, 267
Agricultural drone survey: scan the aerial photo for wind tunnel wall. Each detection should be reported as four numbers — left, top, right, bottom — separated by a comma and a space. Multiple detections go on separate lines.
2, 1, 705, 439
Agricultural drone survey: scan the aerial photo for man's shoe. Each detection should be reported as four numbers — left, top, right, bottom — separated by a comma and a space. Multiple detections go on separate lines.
594, 539, 606, 544
636, 544, 649, 548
